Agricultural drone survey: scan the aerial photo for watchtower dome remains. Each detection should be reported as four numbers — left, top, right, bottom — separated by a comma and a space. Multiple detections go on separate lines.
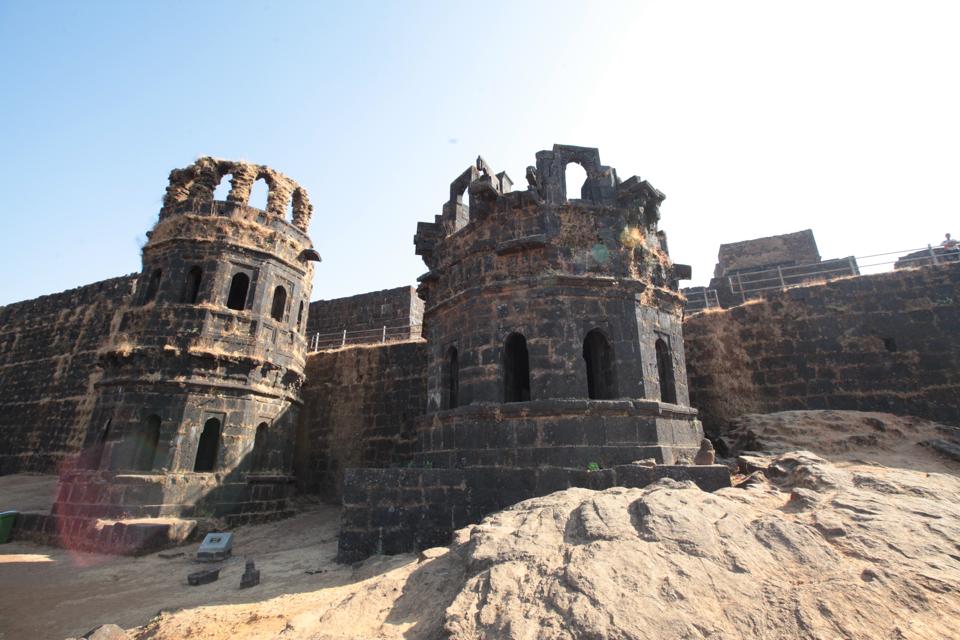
56, 157, 320, 535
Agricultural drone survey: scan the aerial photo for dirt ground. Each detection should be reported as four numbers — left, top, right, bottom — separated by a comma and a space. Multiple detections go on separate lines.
0, 498, 458, 640
1, 410, 958, 640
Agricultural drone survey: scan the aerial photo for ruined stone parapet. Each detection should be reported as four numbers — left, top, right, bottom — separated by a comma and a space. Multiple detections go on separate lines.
160, 157, 313, 232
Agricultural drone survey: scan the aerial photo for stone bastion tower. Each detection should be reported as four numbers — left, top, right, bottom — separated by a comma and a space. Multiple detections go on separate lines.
57, 157, 320, 528
413, 144, 701, 468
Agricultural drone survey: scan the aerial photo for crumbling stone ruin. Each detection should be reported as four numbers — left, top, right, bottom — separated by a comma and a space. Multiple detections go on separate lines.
21, 158, 321, 551
2, 145, 959, 558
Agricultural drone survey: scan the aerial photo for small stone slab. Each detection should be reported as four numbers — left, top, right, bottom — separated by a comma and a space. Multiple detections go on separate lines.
187, 567, 221, 586
197, 531, 233, 562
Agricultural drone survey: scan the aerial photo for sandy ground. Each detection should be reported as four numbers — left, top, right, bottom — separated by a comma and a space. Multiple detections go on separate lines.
0, 410, 958, 640
0, 493, 462, 640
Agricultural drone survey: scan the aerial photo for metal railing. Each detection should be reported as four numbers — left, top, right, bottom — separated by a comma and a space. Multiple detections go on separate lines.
685, 244, 959, 314
307, 322, 423, 352
684, 289, 722, 313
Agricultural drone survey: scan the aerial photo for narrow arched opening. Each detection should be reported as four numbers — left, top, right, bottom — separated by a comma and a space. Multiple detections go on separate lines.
248, 178, 269, 211
84, 418, 111, 470
655, 338, 677, 404
132, 414, 161, 471
443, 346, 459, 409
227, 272, 250, 311
503, 333, 531, 403
271, 285, 287, 321
183, 266, 203, 303
212, 173, 232, 201
142, 268, 162, 304
297, 300, 305, 332
583, 329, 618, 399
252, 422, 269, 471
194, 418, 221, 472
564, 162, 588, 202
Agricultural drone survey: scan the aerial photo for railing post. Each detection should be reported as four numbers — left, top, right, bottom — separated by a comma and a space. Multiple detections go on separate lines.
382, 325, 387, 343
848, 255, 857, 275
736, 273, 746, 302
341, 329, 347, 347
713, 289, 720, 308
928, 244, 940, 266
703, 290, 709, 308
776, 265, 786, 288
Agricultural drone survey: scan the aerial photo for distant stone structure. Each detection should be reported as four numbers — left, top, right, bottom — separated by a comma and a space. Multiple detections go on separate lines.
51, 157, 321, 541
687, 229, 859, 309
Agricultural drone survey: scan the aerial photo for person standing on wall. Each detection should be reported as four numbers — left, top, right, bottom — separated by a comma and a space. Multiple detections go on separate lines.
942, 233, 959, 262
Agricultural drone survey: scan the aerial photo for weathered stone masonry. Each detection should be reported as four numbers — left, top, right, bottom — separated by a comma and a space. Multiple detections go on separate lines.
336, 145, 727, 561
685, 261, 960, 432
296, 340, 427, 501
53, 157, 321, 532
0, 275, 135, 474
306, 286, 423, 347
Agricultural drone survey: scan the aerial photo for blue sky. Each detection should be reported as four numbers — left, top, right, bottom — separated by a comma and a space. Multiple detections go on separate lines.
1, 0, 958, 306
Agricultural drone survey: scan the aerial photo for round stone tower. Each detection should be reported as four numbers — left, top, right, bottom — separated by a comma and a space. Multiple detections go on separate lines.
413, 145, 701, 469
63, 157, 320, 522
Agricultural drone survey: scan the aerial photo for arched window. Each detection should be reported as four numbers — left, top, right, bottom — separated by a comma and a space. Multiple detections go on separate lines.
194, 418, 221, 472
297, 300, 305, 331
443, 346, 459, 409
252, 422, 269, 471
271, 285, 287, 321
143, 268, 162, 304
564, 162, 588, 202
183, 266, 203, 303
132, 414, 161, 471
212, 174, 232, 200
84, 419, 111, 470
503, 333, 531, 403
248, 178, 269, 210
227, 272, 250, 311
583, 329, 617, 399
655, 338, 677, 404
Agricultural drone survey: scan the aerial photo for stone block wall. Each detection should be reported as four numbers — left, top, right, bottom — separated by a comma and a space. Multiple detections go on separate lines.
714, 229, 821, 277
684, 262, 960, 432
297, 340, 427, 501
306, 286, 423, 348
0, 276, 135, 474
338, 463, 731, 561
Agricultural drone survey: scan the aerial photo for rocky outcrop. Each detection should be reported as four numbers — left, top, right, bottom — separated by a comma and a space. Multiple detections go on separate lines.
443, 451, 960, 639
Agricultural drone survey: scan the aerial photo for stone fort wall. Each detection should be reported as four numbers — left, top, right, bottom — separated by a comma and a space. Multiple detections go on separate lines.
3, 262, 958, 486
0, 276, 135, 474
306, 286, 423, 347
296, 340, 426, 501
684, 261, 960, 432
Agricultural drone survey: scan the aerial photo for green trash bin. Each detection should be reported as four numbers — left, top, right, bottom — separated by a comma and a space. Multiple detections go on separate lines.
0, 511, 17, 544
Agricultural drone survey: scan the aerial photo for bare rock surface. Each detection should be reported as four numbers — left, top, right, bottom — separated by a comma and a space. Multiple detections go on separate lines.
444, 450, 960, 639
726, 410, 960, 473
